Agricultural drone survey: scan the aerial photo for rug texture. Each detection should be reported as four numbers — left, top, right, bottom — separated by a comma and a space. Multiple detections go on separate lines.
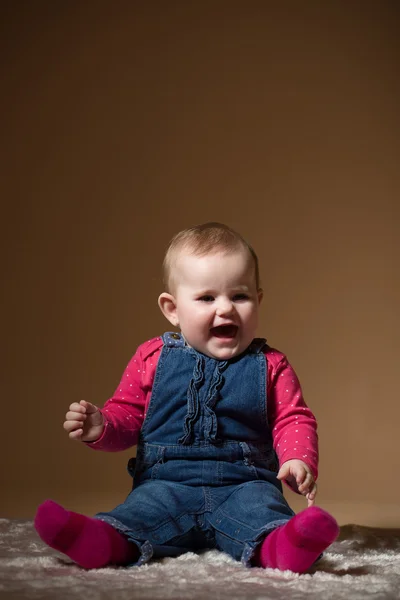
1, 518, 399, 599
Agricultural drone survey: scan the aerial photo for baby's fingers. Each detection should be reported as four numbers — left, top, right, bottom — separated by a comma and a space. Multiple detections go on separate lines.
63, 419, 85, 433
68, 402, 87, 414
306, 483, 318, 507
297, 472, 314, 494
79, 400, 99, 414
65, 410, 87, 423
63, 418, 86, 441
68, 427, 84, 440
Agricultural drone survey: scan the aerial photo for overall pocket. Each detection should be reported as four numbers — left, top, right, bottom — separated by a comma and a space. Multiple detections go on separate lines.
240, 442, 278, 480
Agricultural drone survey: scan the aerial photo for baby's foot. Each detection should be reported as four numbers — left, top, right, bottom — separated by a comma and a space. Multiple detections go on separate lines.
256, 506, 339, 573
34, 499, 138, 569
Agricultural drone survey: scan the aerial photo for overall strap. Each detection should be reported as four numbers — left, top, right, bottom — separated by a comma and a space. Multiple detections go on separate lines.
248, 338, 268, 354
162, 331, 186, 348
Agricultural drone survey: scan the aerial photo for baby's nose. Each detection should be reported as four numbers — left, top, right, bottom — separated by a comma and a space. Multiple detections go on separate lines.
215, 299, 234, 316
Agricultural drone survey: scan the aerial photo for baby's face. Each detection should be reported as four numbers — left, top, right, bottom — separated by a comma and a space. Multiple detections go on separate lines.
170, 250, 262, 360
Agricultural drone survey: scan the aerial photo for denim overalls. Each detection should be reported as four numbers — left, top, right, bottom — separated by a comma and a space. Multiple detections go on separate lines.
96, 332, 295, 566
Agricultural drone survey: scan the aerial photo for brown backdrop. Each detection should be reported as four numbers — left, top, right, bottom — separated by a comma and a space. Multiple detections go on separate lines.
1, 1, 399, 526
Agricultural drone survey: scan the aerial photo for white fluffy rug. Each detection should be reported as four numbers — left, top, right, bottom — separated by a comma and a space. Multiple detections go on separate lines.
1, 519, 399, 599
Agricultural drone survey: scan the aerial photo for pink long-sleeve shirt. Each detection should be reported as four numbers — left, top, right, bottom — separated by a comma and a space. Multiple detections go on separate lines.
88, 337, 319, 480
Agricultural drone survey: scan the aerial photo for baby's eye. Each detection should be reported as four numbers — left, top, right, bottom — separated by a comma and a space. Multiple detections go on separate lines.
198, 295, 214, 302
232, 293, 249, 301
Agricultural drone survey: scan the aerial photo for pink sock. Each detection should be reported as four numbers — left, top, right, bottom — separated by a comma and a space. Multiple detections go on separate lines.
255, 506, 339, 573
34, 500, 139, 569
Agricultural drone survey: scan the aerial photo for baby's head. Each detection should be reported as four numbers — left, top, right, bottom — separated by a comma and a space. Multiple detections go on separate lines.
158, 223, 263, 360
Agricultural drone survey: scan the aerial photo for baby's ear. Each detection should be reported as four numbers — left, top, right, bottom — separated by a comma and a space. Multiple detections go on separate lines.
158, 293, 179, 327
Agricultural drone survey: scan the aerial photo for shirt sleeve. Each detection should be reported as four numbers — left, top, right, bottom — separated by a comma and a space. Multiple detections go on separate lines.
85, 343, 155, 452
267, 350, 319, 481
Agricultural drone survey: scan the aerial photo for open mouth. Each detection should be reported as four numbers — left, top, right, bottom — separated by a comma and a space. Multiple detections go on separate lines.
210, 325, 238, 339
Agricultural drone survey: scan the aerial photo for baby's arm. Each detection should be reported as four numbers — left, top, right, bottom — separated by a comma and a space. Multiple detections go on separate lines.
64, 339, 161, 452
267, 350, 319, 504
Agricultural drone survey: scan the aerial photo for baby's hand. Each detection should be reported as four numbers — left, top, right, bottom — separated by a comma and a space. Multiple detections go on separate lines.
277, 459, 317, 507
63, 400, 105, 442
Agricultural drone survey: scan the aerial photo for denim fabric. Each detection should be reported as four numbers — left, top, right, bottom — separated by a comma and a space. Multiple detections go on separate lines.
96, 332, 295, 566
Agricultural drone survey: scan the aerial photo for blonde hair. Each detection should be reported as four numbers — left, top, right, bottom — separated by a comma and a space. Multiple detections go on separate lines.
162, 222, 260, 292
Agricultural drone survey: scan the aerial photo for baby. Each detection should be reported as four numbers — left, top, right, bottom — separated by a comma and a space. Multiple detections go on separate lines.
35, 222, 339, 572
